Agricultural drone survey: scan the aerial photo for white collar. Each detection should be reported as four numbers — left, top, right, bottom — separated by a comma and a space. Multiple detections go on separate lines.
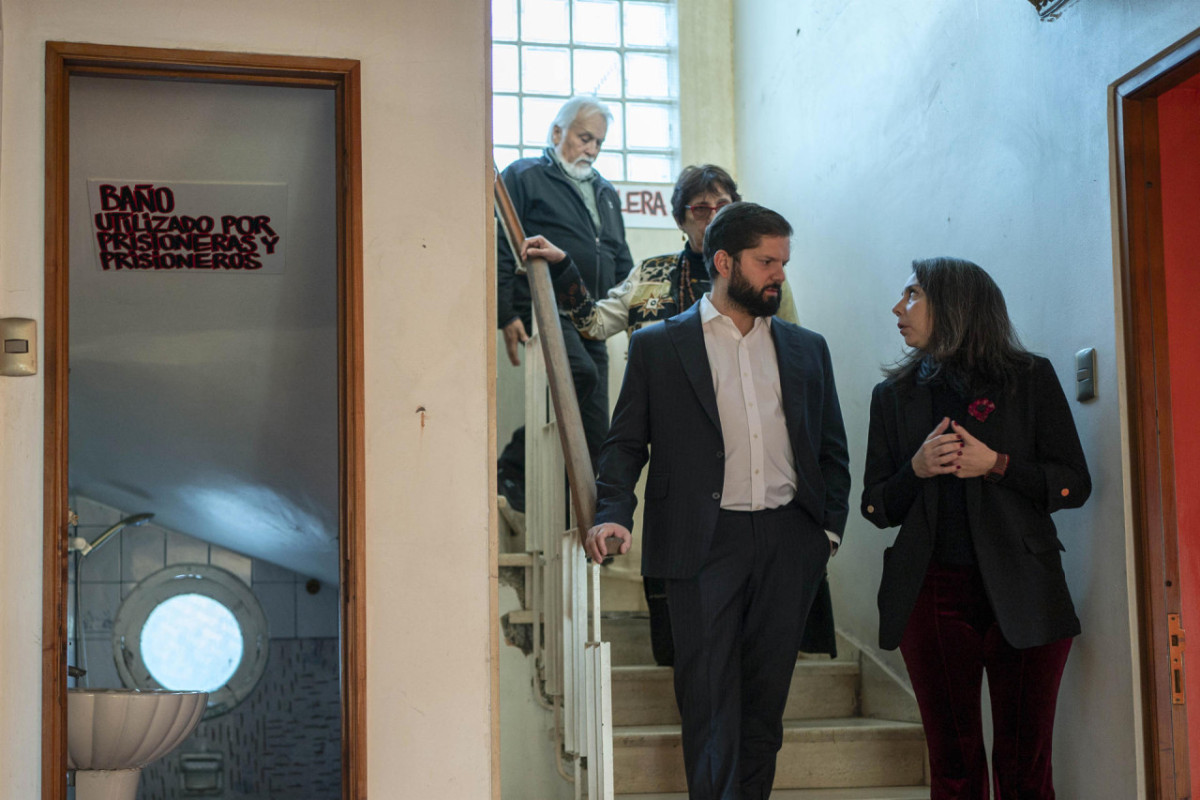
699, 294, 772, 333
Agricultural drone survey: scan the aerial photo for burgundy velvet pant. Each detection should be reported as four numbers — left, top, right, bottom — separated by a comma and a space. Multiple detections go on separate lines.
899, 562, 1072, 800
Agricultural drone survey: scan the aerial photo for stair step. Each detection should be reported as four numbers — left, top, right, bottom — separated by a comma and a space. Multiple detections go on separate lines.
612, 661, 860, 726
601, 613, 861, 667
618, 787, 930, 799
497, 552, 534, 568
613, 718, 927, 795
602, 613, 656, 667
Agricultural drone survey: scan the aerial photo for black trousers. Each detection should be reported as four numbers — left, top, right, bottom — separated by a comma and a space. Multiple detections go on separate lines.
666, 507, 830, 800
498, 323, 610, 506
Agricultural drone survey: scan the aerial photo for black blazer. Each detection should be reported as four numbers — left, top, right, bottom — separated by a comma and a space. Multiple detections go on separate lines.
595, 302, 851, 580
861, 356, 1091, 650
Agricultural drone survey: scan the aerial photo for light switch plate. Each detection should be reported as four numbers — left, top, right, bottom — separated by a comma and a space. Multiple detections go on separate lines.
0, 318, 37, 376
1075, 347, 1096, 402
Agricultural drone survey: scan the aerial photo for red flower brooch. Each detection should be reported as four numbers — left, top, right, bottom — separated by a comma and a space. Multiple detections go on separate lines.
968, 398, 996, 422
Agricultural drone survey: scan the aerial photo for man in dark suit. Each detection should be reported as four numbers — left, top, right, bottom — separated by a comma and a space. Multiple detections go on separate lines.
582, 203, 851, 800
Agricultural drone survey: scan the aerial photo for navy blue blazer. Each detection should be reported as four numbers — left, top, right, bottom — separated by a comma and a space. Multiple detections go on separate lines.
862, 356, 1091, 650
594, 302, 851, 581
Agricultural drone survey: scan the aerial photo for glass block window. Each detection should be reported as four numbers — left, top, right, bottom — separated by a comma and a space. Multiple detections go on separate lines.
492, 0, 679, 183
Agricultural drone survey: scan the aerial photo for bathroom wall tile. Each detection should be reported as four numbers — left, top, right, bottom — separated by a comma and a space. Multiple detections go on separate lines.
251, 557, 296, 584
80, 583, 122, 637
72, 496, 121, 527
139, 639, 341, 798
121, 525, 165, 583
79, 638, 122, 689
210, 545, 252, 586
295, 581, 339, 638
77, 527, 122, 583
255, 582, 297, 639
166, 530, 209, 565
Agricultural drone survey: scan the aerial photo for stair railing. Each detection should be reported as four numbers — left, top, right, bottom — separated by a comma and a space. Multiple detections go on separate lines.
495, 166, 614, 799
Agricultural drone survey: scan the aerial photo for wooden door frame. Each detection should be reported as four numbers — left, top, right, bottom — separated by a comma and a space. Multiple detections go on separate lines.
1112, 27, 1200, 800
42, 42, 366, 799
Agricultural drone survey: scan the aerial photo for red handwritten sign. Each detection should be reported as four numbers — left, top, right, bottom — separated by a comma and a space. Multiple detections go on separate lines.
613, 182, 675, 229
87, 180, 287, 273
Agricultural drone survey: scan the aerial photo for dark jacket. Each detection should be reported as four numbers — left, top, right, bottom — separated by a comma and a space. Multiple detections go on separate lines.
593, 303, 849, 655
595, 302, 851, 579
861, 356, 1091, 650
497, 149, 633, 328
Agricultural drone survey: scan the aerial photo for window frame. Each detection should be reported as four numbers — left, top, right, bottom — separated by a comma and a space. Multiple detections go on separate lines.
491, 0, 680, 182
113, 563, 270, 719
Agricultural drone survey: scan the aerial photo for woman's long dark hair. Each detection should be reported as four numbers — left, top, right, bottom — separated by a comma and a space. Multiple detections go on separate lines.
885, 257, 1033, 395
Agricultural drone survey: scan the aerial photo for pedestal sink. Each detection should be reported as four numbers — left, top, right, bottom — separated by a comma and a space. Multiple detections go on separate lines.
68, 688, 208, 800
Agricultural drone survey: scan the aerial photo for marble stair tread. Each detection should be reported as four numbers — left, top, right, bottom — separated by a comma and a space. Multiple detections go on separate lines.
618, 787, 930, 799
615, 717, 925, 743
611, 661, 861, 726
612, 661, 860, 679
602, 612, 862, 666
612, 718, 927, 794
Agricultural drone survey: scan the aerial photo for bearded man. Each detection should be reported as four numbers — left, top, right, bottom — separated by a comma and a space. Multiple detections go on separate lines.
496, 95, 633, 514
575, 202, 850, 800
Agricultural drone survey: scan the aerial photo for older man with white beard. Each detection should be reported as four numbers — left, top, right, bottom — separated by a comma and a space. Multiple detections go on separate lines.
496, 95, 634, 515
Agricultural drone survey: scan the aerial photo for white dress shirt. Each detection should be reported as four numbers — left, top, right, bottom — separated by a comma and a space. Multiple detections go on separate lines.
699, 295, 796, 511
699, 295, 840, 548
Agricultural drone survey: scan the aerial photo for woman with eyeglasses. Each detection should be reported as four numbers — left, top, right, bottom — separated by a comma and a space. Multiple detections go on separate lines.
519, 165, 804, 669
862, 257, 1091, 798
534, 164, 799, 343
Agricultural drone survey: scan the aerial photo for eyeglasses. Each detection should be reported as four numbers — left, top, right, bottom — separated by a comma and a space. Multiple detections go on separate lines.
685, 201, 731, 220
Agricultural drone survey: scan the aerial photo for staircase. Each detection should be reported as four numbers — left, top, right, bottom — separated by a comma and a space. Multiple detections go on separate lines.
602, 613, 931, 799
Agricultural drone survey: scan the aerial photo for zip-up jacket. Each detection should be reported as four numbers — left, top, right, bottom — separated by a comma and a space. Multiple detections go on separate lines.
497, 149, 634, 329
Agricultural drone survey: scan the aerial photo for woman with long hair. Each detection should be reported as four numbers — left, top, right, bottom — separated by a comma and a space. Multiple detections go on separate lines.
862, 257, 1091, 798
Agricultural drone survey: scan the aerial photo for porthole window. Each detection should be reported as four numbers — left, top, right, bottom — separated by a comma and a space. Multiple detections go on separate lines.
113, 564, 269, 718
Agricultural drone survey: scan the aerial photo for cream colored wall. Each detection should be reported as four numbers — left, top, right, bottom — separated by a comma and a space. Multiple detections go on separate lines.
0, 1, 495, 797
732, 2, 1200, 797
679, 0, 735, 171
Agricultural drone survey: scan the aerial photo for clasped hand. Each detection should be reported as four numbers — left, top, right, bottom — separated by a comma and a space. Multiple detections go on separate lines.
911, 417, 997, 479
583, 522, 632, 565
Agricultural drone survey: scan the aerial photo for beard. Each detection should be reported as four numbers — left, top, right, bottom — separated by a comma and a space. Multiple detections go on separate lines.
727, 258, 782, 317
554, 144, 594, 179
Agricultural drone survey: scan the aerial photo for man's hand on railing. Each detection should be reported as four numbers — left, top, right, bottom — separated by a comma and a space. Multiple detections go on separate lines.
521, 234, 567, 265
584, 522, 631, 565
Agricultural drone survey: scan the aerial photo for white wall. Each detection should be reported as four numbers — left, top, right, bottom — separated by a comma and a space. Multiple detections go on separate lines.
0, 1, 495, 797
732, 2, 1200, 797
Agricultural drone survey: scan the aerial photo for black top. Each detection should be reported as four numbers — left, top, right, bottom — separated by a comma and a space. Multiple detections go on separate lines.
679, 244, 709, 304
929, 378, 976, 565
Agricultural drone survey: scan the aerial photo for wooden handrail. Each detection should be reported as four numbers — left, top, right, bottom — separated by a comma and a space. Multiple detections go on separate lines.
493, 165, 597, 541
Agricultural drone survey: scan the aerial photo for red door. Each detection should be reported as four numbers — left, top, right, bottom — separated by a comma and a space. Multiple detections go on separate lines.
1160, 73, 1200, 791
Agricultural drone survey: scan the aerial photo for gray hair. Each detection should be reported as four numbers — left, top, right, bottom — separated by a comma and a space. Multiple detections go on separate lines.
547, 95, 613, 145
